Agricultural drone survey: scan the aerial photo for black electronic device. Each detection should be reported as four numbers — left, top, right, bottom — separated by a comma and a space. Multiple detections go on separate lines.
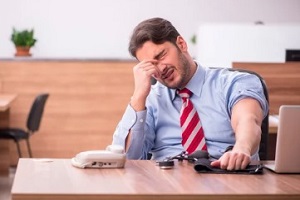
286, 49, 300, 62
156, 150, 208, 169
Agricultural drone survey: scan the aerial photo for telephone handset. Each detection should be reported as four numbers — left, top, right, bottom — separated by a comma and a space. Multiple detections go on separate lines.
71, 145, 126, 169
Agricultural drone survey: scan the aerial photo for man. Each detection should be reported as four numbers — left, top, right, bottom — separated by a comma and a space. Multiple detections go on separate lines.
112, 17, 268, 170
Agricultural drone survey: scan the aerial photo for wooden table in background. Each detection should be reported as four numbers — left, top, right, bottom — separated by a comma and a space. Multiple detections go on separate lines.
0, 94, 17, 112
269, 115, 279, 134
12, 158, 300, 200
268, 115, 279, 160
0, 94, 17, 175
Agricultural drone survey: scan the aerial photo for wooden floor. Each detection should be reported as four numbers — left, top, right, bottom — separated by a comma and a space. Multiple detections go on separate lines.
0, 167, 15, 200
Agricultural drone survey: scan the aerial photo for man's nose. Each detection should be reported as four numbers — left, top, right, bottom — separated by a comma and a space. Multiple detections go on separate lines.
157, 63, 168, 73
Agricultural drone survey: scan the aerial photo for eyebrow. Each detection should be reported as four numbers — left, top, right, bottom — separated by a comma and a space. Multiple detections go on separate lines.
153, 49, 165, 60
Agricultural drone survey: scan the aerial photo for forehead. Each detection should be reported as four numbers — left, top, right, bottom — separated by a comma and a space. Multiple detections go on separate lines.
136, 41, 173, 61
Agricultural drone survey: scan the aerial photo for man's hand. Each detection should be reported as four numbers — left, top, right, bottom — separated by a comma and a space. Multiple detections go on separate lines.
130, 60, 161, 111
210, 149, 251, 170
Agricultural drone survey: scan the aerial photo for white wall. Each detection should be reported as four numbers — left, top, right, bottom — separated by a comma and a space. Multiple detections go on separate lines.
0, 0, 300, 59
197, 24, 300, 67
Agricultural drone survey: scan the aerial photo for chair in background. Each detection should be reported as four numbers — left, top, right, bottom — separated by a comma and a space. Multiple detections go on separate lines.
0, 93, 49, 158
228, 68, 269, 160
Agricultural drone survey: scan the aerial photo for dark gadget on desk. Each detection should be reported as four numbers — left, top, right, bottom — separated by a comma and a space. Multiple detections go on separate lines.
157, 150, 208, 169
158, 150, 263, 174
71, 145, 126, 169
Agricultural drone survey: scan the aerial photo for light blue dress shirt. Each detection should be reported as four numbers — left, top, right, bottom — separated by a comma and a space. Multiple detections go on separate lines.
112, 64, 268, 161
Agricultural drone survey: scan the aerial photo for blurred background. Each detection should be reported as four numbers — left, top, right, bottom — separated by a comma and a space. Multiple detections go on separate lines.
1, 0, 300, 60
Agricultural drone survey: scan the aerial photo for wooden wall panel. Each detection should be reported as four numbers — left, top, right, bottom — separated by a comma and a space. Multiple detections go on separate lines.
0, 60, 136, 165
232, 62, 300, 115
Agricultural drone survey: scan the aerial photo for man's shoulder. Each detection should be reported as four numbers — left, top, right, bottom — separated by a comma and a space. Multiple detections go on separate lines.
203, 67, 232, 82
204, 67, 256, 82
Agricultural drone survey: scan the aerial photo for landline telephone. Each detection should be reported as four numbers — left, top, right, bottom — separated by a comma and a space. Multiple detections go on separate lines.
71, 145, 126, 169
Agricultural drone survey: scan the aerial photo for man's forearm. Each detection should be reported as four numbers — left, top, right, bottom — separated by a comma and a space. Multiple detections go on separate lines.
231, 98, 264, 156
233, 117, 261, 155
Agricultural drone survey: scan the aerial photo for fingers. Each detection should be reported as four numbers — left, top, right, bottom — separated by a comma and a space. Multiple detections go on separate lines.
142, 65, 160, 78
131, 60, 161, 101
234, 155, 243, 170
210, 160, 220, 168
220, 153, 230, 170
134, 60, 161, 78
139, 60, 167, 80
211, 151, 250, 170
241, 156, 250, 169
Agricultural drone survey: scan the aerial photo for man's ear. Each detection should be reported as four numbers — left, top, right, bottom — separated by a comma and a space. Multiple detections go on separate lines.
176, 36, 188, 52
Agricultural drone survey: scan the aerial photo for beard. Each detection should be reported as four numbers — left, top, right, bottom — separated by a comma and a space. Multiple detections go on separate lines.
161, 50, 191, 89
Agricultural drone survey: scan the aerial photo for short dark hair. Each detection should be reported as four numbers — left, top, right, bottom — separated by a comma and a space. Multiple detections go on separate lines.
128, 17, 180, 58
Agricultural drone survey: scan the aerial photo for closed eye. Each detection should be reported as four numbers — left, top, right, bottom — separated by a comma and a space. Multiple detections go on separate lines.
153, 50, 166, 60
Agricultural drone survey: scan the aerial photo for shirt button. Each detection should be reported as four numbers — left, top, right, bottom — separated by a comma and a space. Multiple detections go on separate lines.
140, 119, 144, 123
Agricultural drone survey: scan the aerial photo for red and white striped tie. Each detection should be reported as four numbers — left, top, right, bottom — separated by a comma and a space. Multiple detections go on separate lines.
178, 88, 207, 154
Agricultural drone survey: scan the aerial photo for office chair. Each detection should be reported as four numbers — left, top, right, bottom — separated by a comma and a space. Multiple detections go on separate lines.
0, 93, 49, 158
228, 68, 269, 160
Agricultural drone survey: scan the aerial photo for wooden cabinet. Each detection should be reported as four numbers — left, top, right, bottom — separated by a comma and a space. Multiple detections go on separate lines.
0, 59, 136, 166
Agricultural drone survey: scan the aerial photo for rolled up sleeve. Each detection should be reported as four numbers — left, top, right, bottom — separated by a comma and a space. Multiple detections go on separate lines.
227, 73, 269, 118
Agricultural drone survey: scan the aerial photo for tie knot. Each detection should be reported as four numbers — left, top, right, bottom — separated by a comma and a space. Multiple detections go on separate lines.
177, 88, 192, 98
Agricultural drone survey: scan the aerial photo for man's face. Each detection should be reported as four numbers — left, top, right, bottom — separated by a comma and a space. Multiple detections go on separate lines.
135, 38, 192, 89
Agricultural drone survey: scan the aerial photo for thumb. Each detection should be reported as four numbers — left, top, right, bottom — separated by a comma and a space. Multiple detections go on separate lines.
210, 160, 220, 167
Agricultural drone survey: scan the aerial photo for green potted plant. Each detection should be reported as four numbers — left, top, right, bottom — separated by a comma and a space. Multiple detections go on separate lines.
190, 34, 197, 45
11, 28, 37, 56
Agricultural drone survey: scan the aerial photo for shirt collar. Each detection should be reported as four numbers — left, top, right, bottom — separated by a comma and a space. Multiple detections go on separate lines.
185, 62, 205, 97
171, 61, 205, 100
